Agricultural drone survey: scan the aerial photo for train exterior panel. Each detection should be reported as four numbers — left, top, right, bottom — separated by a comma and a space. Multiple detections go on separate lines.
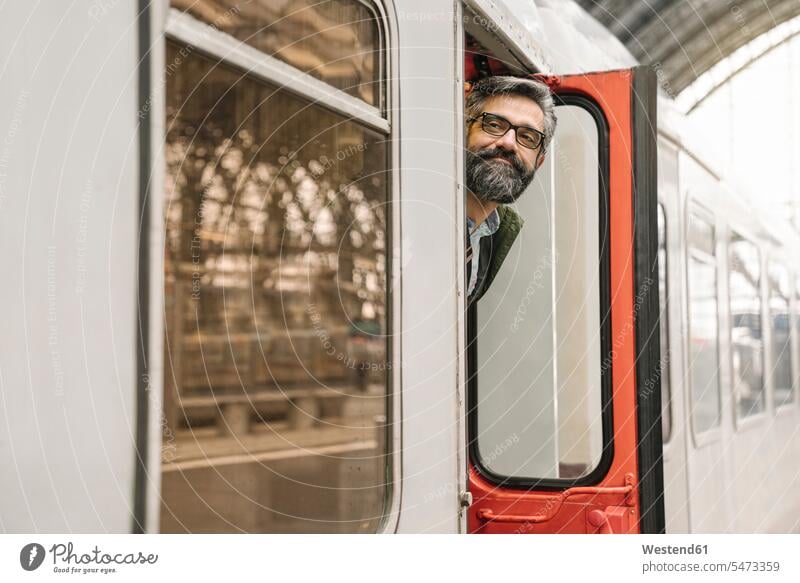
0, 0, 798, 534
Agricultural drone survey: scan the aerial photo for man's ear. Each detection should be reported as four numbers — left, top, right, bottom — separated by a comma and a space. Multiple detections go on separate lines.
535, 149, 546, 169
464, 81, 473, 98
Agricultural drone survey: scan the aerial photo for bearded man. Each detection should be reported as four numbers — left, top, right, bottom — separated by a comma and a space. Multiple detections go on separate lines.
464, 76, 557, 303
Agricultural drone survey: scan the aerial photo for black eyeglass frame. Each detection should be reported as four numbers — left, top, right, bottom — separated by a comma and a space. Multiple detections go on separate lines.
467, 112, 546, 151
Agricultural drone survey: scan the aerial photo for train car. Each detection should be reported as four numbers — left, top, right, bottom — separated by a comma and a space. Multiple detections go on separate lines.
0, 0, 798, 534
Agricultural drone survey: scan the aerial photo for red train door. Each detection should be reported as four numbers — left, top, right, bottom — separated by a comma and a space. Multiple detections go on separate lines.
467, 66, 664, 534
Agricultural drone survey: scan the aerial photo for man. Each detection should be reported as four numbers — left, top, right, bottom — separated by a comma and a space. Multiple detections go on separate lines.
464, 76, 557, 304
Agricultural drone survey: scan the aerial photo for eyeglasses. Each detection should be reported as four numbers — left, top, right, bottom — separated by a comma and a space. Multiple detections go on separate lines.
468, 112, 545, 150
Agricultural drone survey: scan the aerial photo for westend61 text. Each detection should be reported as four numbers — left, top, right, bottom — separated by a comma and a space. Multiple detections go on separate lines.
642, 544, 708, 555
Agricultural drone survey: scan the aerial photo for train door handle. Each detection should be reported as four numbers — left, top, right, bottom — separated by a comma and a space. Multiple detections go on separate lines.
586, 506, 635, 534
587, 509, 614, 534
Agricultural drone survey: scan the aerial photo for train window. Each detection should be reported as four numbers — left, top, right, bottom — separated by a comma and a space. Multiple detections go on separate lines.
769, 263, 794, 408
687, 211, 721, 436
169, 0, 383, 108
161, 8, 390, 533
657, 203, 672, 443
689, 212, 714, 254
728, 231, 765, 421
472, 100, 607, 482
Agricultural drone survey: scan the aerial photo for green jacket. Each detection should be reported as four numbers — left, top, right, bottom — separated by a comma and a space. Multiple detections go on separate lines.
469, 204, 525, 304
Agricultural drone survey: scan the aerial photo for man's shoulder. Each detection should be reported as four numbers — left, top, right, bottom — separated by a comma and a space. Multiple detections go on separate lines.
496, 204, 525, 234
475, 204, 525, 301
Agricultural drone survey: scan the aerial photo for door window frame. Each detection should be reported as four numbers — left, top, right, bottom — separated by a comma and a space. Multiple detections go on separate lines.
467, 91, 615, 490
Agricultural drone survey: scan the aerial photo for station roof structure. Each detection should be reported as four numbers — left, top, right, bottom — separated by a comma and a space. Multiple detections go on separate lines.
575, 0, 800, 93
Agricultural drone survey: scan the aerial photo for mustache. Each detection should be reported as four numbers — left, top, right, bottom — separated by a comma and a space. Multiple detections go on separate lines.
473, 147, 527, 176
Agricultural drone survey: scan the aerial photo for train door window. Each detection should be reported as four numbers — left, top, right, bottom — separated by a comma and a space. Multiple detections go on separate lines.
657, 203, 672, 443
687, 210, 721, 437
162, 1, 391, 533
728, 231, 765, 421
769, 262, 794, 409
472, 98, 607, 482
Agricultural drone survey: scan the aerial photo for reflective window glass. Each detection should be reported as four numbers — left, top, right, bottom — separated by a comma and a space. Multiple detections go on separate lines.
170, 0, 383, 107
161, 40, 390, 533
687, 213, 721, 434
689, 212, 714, 255
795, 279, 800, 405
728, 232, 764, 419
475, 103, 604, 481
769, 263, 794, 408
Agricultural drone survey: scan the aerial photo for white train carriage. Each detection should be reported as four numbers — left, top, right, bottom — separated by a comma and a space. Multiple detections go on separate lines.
0, 0, 798, 534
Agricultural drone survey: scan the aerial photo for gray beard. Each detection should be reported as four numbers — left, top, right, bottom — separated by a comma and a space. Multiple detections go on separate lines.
465, 147, 536, 204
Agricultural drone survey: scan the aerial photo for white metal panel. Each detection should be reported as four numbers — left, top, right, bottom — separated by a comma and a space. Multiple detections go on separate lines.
0, 1, 140, 532
680, 154, 738, 533
657, 137, 691, 533
392, 0, 465, 533
466, 0, 639, 76
725, 233, 800, 532
677, 141, 800, 533
464, 0, 553, 73
535, 0, 638, 74
143, 0, 169, 535
759, 397, 800, 532
374, 0, 405, 535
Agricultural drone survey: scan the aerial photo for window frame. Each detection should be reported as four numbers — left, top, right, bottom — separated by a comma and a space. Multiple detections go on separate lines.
656, 202, 673, 445
467, 92, 615, 490
726, 226, 767, 431
155, 0, 401, 534
685, 202, 723, 448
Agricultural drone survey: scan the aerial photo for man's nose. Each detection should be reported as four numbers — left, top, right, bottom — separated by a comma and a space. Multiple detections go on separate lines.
492, 128, 519, 153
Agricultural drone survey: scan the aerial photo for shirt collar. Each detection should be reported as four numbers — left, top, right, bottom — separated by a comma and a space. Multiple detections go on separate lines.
485, 208, 500, 234
467, 208, 501, 235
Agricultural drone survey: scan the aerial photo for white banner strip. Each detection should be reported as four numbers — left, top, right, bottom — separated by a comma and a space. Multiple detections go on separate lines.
1, 535, 799, 582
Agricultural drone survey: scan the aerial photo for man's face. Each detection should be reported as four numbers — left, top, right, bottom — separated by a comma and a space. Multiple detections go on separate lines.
466, 94, 545, 205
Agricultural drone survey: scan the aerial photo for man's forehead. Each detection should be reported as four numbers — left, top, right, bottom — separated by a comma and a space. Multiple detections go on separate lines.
481, 94, 544, 129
